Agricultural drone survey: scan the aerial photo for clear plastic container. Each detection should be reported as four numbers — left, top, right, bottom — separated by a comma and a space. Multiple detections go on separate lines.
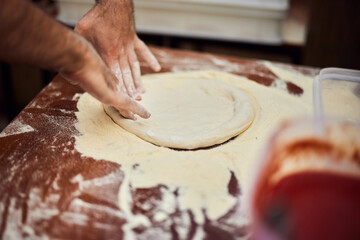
313, 67, 360, 135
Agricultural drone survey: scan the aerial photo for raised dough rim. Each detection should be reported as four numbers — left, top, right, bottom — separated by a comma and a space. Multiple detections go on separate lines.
103, 77, 258, 149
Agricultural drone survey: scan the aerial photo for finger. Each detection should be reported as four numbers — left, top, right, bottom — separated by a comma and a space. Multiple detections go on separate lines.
115, 94, 151, 119
110, 64, 122, 84
135, 38, 161, 72
108, 62, 129, 96
128, 50, 145, 94
120, 56, 141, 100
118, 109, 137, 120
97, 82, 150, 120
75, 70, 118, 108
99, 65, 149, 119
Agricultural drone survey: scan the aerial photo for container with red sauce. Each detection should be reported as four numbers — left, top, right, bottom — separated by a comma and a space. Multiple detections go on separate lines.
251, 68, 360, 240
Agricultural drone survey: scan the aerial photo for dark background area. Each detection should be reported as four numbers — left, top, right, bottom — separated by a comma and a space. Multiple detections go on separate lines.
1, 0, 360, 131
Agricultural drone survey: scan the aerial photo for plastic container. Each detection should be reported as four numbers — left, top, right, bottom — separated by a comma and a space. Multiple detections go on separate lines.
57, 0, 289, 44
313, 67, 360, 135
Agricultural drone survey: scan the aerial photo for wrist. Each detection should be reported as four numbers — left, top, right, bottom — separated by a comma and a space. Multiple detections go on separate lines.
59, 32, 94, 74
96, 0, 133, 5
96, 0, 134, 21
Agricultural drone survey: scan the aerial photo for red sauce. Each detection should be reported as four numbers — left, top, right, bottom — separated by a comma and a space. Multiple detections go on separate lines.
254, 172, 360, 240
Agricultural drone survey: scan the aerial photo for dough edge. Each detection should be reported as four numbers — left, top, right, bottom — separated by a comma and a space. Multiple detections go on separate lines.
104, 76, 257, 149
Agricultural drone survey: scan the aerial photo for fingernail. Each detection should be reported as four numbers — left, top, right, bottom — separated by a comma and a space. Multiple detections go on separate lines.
131, 90, 140, 99
154, 63, 161, 72
135, 94, 142, 101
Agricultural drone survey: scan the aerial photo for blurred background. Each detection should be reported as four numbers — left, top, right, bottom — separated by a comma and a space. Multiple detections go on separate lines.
1, 0, 359, 131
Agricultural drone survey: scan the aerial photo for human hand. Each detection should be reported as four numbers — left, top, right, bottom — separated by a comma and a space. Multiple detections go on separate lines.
60, 38, 150, 120
0, 0, 149, 119
75, 0, 161, 101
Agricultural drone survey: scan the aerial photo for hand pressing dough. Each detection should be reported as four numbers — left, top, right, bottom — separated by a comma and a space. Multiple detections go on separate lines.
104, 77, 256, 149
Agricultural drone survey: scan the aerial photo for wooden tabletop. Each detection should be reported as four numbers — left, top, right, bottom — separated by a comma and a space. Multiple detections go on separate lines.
0, 47, 318, 239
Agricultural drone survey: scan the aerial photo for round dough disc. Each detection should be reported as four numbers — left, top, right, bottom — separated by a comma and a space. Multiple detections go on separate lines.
104, 77, 255, 149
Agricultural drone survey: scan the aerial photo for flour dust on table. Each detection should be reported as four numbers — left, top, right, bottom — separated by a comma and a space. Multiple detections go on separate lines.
75, 69, 315, 239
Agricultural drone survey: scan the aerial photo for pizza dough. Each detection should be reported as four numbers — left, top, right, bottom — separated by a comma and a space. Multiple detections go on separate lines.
104, 77, 256, 149
75, 68, 316, 235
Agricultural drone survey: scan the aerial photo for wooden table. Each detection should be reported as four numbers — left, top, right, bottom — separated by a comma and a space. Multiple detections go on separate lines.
0, 47, 318, 239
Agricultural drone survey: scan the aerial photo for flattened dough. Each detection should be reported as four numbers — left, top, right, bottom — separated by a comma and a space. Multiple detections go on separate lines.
104, 77, 255, 149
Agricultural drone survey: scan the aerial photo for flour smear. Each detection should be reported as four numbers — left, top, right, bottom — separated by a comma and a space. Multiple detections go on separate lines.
75, 67, 316, 239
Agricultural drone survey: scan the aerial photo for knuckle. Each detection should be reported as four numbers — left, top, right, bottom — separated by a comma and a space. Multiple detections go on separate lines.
139, 46, 148, 55
133, 61, 140, 69
135, 37, 144, 45
122, 67, 132, 75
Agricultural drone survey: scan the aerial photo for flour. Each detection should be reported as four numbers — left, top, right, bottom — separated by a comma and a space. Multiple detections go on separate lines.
2, 188, 59, 240
210, 56, 244, 73
270, 78, 288, 92
0, 120, 35, 138
74, 67, 316, 239
72, 93, 83, 101
60, 212, 89, 226
170, 56, 245, 73
264, 61, 314, 99
149, 48, 245, 73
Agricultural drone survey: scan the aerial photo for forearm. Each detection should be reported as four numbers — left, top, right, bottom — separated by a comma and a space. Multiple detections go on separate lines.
0, 0, 89, 73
